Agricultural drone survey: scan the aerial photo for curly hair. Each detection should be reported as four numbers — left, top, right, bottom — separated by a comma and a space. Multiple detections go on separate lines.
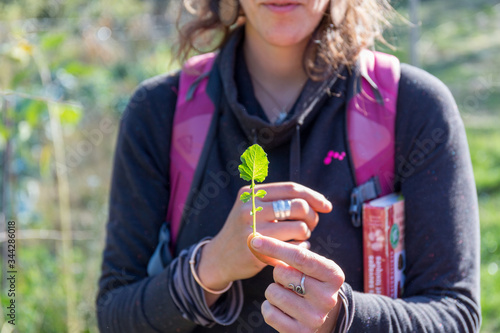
176, 0, 394, 80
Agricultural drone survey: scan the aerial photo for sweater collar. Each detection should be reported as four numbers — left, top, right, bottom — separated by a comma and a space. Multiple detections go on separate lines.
215, 26, 351, 150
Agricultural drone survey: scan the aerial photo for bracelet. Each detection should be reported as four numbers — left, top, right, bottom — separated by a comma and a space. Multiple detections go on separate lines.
189, 239, 233, 295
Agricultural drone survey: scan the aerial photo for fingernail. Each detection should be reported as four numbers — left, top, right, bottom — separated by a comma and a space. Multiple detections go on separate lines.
300, 241, 310, 249
326, 199, 333, 209
252, 237, 262, 248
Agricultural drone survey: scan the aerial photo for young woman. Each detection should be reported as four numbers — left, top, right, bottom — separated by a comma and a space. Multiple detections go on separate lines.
96, 1, 481, 332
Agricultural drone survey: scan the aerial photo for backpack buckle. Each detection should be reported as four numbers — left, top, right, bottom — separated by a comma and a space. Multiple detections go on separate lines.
349, 187, 362, 227
349, 177, 381, 227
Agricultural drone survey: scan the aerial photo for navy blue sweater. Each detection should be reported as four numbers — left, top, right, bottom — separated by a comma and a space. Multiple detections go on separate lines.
96, 30, 481, 332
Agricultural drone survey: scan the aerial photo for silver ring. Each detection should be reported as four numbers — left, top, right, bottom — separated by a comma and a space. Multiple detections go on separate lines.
288, 273, 306, 296
272, 200, 292, 220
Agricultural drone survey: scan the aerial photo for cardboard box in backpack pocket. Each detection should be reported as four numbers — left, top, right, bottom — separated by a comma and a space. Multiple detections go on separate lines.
363, 193, 405, 298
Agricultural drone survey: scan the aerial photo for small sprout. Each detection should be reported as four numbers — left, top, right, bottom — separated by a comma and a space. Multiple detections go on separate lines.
238, 144, 269, 236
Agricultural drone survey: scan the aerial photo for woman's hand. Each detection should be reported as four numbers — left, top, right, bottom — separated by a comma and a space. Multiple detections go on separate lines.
198, 182, 332, 293
250, 235, 345, 333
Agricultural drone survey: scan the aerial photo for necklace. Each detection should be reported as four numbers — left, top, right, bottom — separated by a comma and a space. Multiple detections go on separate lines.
249, 73, 303, 125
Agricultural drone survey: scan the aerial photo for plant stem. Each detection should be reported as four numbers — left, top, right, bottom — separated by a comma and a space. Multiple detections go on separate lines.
251, 178, 256, 236
33, 48, 80, 332
0, 89, 81, 108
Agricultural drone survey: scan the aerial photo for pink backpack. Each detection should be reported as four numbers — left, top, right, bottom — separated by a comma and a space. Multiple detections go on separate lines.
168, 50, 400, 243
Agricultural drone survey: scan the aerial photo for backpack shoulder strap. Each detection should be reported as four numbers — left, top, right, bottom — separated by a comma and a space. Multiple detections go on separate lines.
347, 49, 401, 226
168, 52, 217, 243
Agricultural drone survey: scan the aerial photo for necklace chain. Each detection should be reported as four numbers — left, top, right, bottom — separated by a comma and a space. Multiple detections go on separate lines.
249, 73, 302, 124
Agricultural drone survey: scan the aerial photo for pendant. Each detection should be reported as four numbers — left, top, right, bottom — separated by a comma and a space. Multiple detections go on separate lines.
275, 111, 287, 125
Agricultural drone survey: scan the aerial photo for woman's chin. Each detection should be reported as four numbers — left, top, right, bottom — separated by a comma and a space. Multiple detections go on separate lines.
262, 31, 310, 48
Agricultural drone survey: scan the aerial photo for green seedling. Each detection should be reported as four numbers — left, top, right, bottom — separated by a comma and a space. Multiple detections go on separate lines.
238, 144, 269, 236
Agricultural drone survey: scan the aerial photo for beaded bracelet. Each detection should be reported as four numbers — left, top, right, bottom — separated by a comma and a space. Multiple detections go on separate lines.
189, 239, 233, 295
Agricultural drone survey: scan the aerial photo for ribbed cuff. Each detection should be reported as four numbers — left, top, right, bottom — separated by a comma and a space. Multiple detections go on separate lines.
169, 238, 244, 327
333, 283, 355, 333
143, 265, 197, 331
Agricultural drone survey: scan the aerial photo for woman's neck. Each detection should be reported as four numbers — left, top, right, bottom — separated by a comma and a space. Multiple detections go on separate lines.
243, 24, 309, 121
243, 25, 308, 89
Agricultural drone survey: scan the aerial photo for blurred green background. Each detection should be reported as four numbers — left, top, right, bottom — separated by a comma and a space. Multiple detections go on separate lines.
0, 0, 498, 332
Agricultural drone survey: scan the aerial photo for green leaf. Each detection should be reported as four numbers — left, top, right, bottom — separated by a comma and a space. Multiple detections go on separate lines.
250, 208, 263, 215
41, 33, 66, 51
0, 122, 12, 141
240, 191, 251, 203
255, 189, 267, 199
56, 104, 82, 125
238, 144, 269, 183
25, 101, 46, 127
64, 61, 95, 77
11, 69, 31, 87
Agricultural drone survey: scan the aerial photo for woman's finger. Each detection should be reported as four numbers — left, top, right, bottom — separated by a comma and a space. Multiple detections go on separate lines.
254, 199, 319, 231
286, 240, 311, 249
264, 283, 324, 330
261, 300, 307, 333
260, 221, 311, 241
243, 182, 333, 213
272, 261, 339, 310
250, 235, 345, 287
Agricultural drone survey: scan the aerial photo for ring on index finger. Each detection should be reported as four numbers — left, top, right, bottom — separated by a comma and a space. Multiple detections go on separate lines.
273, 200, 292, 220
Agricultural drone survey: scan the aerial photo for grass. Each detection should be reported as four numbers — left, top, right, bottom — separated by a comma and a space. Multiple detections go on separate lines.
391, 0, 500, 116
479, 192, 500, 333
466, 121, 500, 333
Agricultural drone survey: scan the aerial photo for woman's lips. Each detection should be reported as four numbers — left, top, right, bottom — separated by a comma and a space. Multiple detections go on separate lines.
263, 3, 300, 13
